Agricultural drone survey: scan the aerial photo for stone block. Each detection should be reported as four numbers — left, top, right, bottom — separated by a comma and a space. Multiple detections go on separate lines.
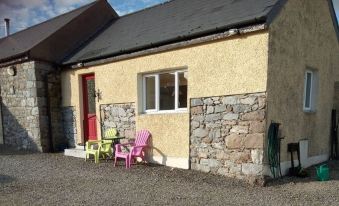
199, 165, 211, 173
191, 106, 203, 115
206, 106, 214, 114
242, 163, 263, 175
244, 133, 264, 149
229, 164, 242, 174
192, 115, 204, 122
230, 125, 248, 134
225, 133, 244, 149
203, 98, 214, 105
191, 99, 203, 106
251, 149, 263, 164
208, 159, 221, 168
214, 105, 226, 113
241, 111, 265, 121
205, 114, 221, 122
222, 96, 238, 105
193, 128, 209, 138
229, 151, 251, 163
249, 121, 265, 133
208, 129, 221, 139
212, 143, 223, 149
258, 97, 266, 109
191, 121, 200, 129
223, 113, 239, 120
216, 151, 227, 160
198, 152, 208, 158
31, 107, 39, 115
232, 104, 251, 113
202, 137, 212, 144
240, 96, 257, 105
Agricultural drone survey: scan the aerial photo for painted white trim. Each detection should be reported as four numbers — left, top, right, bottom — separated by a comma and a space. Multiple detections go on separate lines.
303, 70, 313, 111
142, 70, 188, 114
148, 156, 189, 169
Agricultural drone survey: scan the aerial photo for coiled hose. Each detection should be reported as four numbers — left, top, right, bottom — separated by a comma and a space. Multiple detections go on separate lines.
267, 123, 281, 178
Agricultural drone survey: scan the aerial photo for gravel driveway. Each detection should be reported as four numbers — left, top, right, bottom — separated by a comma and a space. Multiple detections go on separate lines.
1, 147, 339, 206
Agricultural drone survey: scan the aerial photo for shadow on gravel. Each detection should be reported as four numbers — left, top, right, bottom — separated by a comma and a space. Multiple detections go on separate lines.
266, 160, 339, 187
0, 145, 37, 156
0, 175, 16, 184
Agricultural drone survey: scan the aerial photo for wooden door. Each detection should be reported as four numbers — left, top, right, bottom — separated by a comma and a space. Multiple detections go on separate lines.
82, 74, 97, 141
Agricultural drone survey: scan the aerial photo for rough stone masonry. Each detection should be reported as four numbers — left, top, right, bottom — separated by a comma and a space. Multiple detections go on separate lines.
190, 92, 266, 182
100, 103, 136, 141
0, 61, 64, 151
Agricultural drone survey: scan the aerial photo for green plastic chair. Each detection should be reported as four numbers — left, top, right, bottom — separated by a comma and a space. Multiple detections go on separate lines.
85, 140, 101, 163
85, 128, 117, 163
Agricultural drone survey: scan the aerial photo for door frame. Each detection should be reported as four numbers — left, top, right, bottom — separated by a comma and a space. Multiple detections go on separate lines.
81, 73, 97, 142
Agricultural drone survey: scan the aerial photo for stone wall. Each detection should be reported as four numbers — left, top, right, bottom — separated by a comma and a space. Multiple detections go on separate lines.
0, 61, 64, 151
0, 61, 42, 150
62, 107, 77, 148
100, 103, 136, 140
190, 92, 266, 182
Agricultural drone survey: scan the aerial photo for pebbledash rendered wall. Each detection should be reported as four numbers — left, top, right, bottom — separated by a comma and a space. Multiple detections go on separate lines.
61, 31, 269, 171
0, 61, 65, 151
190, 93, 266, 182
266, 0, 339, 169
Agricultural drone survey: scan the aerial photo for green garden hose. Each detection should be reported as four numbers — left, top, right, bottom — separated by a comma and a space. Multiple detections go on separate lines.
267, 123, 281, 178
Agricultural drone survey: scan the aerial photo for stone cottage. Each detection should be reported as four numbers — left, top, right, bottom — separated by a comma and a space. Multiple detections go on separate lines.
0, 0, 338, 183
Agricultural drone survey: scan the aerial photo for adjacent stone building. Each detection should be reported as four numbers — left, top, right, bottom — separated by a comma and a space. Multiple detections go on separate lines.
0, 0, 115, 151
0, 0, 338, 184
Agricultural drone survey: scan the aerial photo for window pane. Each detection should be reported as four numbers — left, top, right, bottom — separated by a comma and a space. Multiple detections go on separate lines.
159, 73, 175, 110
145, 76, 156, 110
86, 79, 96, 114
178, 72, 188, 108
305, 72, 312, 108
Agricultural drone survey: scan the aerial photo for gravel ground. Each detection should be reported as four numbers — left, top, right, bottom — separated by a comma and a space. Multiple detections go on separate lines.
1, 147, 339, 206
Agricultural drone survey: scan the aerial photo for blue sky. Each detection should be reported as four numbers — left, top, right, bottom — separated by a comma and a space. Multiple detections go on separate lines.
0, 0, 338, 38
0, 0, 166, 38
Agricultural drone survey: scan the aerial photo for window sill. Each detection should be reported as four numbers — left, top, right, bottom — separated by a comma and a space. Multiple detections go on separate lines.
303, 109, 316, 114
141, 110, 188, 115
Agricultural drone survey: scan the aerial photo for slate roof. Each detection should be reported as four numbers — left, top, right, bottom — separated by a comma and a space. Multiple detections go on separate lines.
0, 0, 116, 64
63, 0, 281, 65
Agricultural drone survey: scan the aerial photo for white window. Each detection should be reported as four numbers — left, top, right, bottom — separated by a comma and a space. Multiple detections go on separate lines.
143, 70, 188, 113
303, 69, 318, 112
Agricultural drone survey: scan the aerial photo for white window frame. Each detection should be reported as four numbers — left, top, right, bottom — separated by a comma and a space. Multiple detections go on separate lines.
303, 69, 317, 112
143, 70, 187, 114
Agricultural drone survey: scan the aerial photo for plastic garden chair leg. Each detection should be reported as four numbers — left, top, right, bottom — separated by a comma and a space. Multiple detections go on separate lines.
114, 157, 117, 167
125, 157, 129, 169
94, 151, 99, 164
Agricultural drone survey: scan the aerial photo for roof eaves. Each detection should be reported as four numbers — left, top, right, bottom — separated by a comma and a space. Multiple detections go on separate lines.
63, 16, 268, 66
63, 23, 267, 69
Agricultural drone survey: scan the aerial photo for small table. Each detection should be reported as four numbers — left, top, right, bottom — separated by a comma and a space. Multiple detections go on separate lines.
103, 137, 125, 156
103, 136, 124, 144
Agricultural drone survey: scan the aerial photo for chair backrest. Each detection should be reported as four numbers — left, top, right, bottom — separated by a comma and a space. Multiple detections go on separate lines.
104, 128, 117, 138
131, 130, 151, 156
134, 130, 151, 146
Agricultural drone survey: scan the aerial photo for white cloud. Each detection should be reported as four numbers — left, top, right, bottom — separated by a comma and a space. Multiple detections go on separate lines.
0, 0, 93, 38
0, 0, 168, 38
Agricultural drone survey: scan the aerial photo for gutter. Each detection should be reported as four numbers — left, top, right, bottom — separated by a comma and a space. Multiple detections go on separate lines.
65, 22, 267, 69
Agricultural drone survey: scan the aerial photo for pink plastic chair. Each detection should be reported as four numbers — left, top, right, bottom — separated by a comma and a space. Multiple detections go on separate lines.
114, 130, 151, 168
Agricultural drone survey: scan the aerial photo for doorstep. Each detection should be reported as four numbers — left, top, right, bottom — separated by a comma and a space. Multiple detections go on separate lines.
64, 148, 86, 158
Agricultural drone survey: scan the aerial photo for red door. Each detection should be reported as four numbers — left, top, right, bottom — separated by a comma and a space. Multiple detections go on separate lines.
82, 74, 97, 141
